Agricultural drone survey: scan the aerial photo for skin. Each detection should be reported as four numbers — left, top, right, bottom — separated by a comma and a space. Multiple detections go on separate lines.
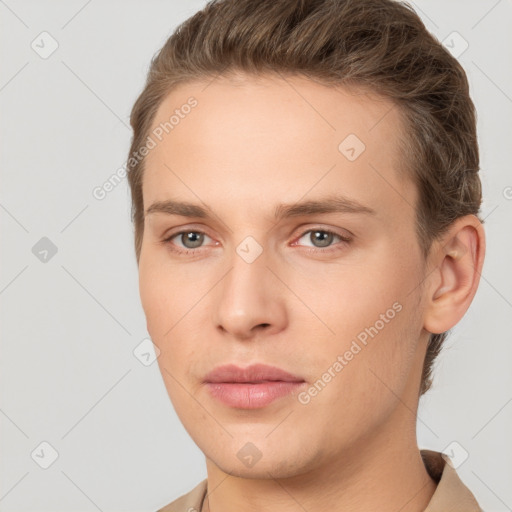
138, 73, 485, 512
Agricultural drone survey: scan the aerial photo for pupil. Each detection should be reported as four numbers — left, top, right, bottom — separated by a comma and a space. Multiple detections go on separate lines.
184, 232, 203, 248
313, 231, 332, 247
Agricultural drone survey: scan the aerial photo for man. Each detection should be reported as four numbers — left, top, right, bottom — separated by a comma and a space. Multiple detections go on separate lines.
126, 0, 485, 510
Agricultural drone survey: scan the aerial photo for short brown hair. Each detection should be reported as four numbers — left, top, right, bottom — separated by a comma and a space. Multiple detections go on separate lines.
127, 0, 483, 396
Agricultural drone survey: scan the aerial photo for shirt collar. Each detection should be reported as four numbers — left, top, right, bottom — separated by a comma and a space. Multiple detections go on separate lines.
421, 449, 482, 511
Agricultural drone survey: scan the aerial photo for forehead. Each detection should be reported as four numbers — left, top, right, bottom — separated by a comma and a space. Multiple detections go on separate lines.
143, 73, 416, 223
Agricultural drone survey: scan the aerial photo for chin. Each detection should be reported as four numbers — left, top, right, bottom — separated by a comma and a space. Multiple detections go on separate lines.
211, 456, 311, 480
202, 435, 322, 480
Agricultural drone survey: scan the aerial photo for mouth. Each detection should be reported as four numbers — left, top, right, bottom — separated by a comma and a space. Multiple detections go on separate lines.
203, 363, 306, 409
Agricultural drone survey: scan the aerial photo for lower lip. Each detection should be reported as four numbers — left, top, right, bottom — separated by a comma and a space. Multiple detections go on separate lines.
205, 381, 305, 409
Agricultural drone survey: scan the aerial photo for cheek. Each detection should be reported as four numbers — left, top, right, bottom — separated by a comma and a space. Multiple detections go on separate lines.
296, 303, 418, 447
138, 253, 208, 380
139, 259, 167, 340
311, 263, 406, 344
138, 250, 195, 341
305, 260, 421, 407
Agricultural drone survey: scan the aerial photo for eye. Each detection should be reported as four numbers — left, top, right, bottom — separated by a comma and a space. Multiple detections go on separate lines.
162, 227, 351, 256
293, 228, 351, 252
163, 230, 214, 253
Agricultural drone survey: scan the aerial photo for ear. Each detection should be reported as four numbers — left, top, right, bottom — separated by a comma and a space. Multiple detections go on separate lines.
423, 215, 486, 335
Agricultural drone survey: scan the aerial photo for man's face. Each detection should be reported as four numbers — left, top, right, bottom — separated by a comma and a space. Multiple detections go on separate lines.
139, 74, 430, 478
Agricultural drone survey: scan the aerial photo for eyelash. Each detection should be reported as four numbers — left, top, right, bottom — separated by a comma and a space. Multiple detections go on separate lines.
161, 227, 352, 256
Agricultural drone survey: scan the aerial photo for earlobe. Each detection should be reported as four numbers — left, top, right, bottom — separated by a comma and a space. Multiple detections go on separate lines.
423, 215, 486, 334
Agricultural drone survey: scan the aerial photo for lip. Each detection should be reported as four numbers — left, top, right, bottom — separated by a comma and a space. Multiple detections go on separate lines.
204, 363, 304, 384
203, 364, 306, 409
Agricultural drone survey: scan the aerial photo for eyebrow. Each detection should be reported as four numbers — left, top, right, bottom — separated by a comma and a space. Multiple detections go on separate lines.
145, 195, 377, 220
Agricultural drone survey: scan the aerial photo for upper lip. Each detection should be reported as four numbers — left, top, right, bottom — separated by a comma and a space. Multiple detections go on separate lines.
203, 363, 305, 383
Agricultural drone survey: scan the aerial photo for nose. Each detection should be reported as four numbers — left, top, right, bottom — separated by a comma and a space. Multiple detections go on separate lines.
212, 248, 287, 341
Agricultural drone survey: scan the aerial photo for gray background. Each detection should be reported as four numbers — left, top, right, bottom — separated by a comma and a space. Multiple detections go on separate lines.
1, 1, 511, 510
